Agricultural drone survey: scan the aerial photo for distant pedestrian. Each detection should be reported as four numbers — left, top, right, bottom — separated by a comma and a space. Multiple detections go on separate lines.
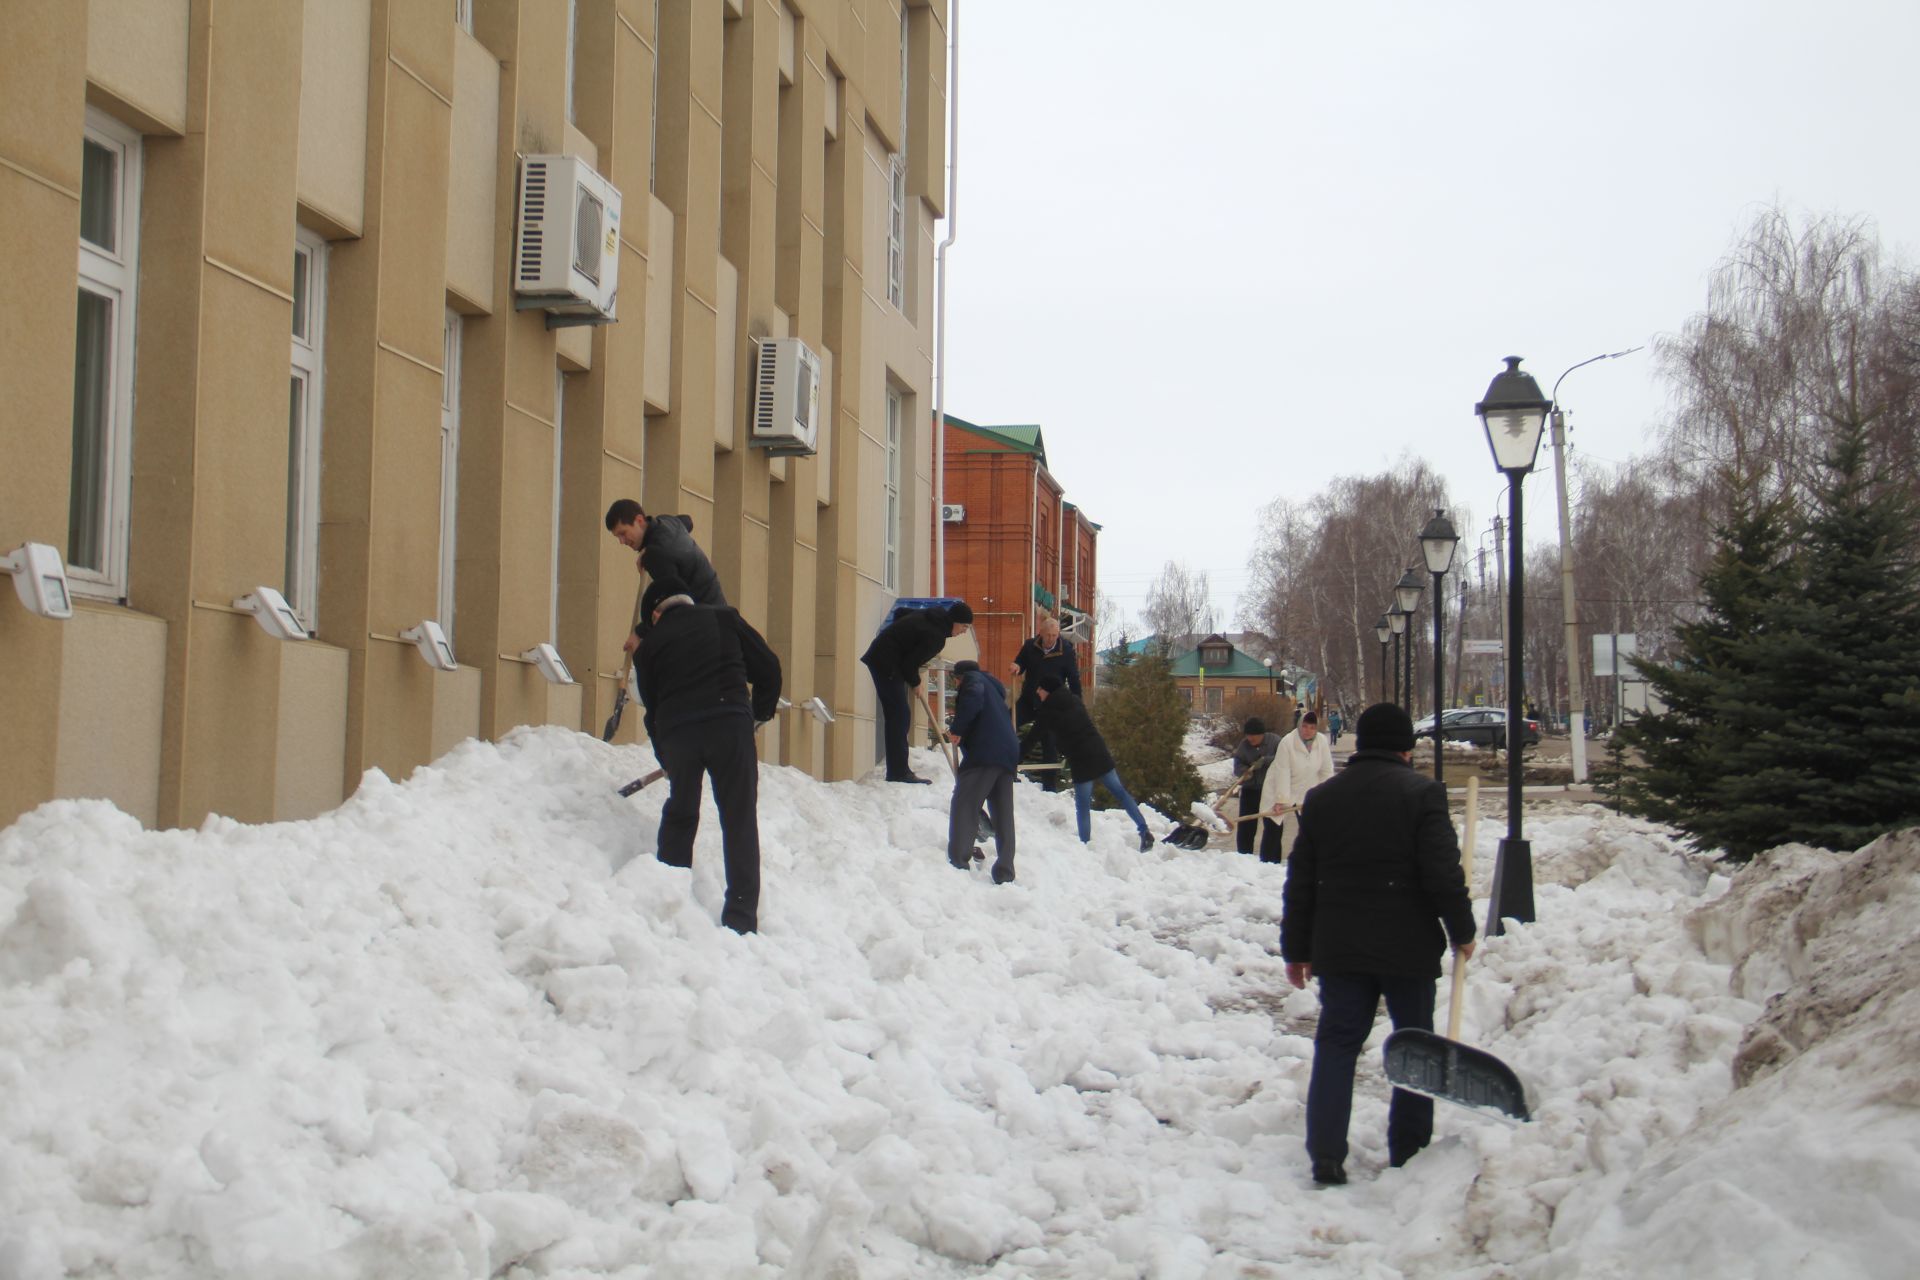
1010, 614, 1081, 791
1229, 718, 1279, 856
1033, 675, 1154, 851
1326, 707, 1344, 746
860, 601, 974, 783
633, 576, 781, 934
1260, 711, 1334, 862
1281, 702, 1476, 1185
945, 660, 1018, 882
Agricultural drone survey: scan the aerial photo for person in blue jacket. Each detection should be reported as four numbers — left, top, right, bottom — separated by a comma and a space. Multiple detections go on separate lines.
944, 659, 1020, 882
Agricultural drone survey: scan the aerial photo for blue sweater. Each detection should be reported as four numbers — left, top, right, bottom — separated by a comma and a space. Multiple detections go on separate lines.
949, 661, 1020, 771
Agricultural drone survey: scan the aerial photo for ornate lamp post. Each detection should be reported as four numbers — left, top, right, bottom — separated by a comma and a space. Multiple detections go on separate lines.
1387, 604, 1408, 709
1476, 356, 1551, 934
1394, 568, 1424, 716
1419, 510, 1460, 783
1375, 615, 1391, 704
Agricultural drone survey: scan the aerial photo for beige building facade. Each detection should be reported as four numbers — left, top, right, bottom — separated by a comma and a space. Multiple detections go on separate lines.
0, 0, 947, 830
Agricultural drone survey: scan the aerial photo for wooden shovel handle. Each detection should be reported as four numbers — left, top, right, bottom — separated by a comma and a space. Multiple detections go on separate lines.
1449, 776, 1479, 1041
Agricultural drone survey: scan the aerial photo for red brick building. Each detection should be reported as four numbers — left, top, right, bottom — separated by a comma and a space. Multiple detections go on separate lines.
937, 416, 1100, 686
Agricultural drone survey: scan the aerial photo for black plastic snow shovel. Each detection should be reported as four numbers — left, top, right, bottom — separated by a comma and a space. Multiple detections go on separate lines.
1381, 776, 1532, 1122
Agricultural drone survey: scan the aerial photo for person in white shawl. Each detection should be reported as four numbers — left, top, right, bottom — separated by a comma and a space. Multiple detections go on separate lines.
1258, 710, 1335, 862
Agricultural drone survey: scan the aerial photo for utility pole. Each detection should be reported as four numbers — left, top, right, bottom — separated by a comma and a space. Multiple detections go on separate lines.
1492, 514, 1508, 706
1551, 407, 1588, 780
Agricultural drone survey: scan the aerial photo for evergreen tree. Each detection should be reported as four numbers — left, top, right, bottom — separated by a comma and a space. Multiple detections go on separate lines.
1738, 420, 1920, 853
1091, 652, 1203, 817
1616, 479, 1799, 853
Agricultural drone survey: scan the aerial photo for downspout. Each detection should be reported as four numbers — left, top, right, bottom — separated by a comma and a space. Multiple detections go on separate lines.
932, 1, 958, 597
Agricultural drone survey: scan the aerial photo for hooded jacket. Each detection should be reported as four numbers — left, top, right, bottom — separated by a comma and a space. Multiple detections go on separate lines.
948, 661, 1020, 771
640, 514, 726, 607
859, 606, 959, 689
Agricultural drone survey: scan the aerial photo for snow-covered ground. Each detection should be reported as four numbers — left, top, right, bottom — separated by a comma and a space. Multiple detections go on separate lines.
1, 727, 1915, 1278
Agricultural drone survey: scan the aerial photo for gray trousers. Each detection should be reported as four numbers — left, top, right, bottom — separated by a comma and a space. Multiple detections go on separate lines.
947, 765, 1016, 873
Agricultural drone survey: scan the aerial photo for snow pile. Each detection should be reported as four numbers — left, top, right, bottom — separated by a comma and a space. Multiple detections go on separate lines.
0, 727, 1916, 1278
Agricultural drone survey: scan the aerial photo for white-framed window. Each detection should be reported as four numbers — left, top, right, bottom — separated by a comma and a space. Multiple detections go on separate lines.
286, 227, 328, 631
886, 152, 906, 310
70, 109, 143, 600
884, 384, 902, 590
439, 310, 463, 639
454, 0, 472, 32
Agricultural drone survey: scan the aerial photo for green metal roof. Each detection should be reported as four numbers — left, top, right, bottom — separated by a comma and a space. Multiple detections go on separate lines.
1167, 643, 1275, 679
943, 415, 1048, 469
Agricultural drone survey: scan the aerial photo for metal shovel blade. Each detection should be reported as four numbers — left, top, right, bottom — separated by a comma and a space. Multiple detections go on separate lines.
1382, 1029, 1531, 1121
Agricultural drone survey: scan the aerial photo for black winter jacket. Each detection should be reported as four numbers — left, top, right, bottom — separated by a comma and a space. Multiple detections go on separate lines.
1230, 734, 1278, 790
1012, 635, 1081, 722
859, 607, 958, 688
950, 661, 1020, 771
1033, 690, 1114, 778
1280, 749, 1475, 979
640, 514, 727, 607
637, 599, 781, 738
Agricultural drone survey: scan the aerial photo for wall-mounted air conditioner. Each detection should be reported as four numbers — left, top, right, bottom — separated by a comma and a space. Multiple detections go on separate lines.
513, 154, 621, 327
750, 337, 821, 456
940, 504, 966, 523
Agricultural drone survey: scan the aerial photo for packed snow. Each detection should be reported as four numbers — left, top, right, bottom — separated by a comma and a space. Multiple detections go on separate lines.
1, 726, 1915, 1278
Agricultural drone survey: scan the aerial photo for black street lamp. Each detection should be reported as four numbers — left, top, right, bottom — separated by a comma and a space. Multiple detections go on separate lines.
1387, 605, 1408, 709
1395, 568, 1424, 716
1374, 615, 1391, 703
1476, 356, 1551, 934
1420, 510, 1460, 784
1263, 656, 1275, 699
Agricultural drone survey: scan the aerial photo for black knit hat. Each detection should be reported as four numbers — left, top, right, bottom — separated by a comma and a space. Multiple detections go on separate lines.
1243, 717, 1266, 735
1355, 702, 1415, 753
946, 602, 974, 625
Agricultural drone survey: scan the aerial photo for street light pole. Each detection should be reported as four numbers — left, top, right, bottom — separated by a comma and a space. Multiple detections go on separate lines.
1420, 511, 1460, 785
1387, 606, 1408, 709
1476, 356, 1551, 935
1375, 616, 1391, 704
1394, 568, 1423, 717
1549, 347, 1642, 781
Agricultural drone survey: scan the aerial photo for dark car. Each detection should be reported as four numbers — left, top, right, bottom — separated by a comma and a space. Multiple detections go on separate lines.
1424, 707, 1540, 750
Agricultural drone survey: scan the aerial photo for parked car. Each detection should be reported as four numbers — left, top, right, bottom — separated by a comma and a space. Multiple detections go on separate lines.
1420, 707, 1540, 750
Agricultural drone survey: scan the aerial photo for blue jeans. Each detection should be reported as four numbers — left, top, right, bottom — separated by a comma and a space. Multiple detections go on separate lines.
1073, 768, 1149, 842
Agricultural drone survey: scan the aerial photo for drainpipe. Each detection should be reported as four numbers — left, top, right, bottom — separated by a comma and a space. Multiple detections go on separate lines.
931, 1, 958, 598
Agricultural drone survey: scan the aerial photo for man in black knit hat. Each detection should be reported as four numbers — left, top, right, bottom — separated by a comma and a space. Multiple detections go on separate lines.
1280, 702, 1476, 1186
860, 600, 974, 783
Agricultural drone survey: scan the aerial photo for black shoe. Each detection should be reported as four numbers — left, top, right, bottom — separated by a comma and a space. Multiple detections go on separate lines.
1138, 830, 1156, 852
990, 861, 1015, 884
947, 856, 972, 871
970, 846, 985, 862
1389, 1144, 1425, 1169
1311, 1159, 1347, 1186
888, 773, 933, 785
657, 850, 692, 869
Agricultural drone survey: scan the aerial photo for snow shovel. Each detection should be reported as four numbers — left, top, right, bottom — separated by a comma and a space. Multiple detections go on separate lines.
601, 582, 648, 741
1381, 776, 1532, 1122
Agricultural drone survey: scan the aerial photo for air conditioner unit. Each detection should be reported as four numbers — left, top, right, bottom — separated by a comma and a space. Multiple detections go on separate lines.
513, 154, 621, 327
750, 337, 821, 456
940, 504, 966, 523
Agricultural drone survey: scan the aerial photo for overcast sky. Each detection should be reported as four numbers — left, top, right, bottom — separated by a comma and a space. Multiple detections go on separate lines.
938, 1, 1920, 631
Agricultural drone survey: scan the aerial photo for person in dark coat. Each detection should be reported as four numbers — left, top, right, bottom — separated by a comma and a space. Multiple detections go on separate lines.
606, 498, 728, 627
1229, 718, 1279, 855
1281, 702, 1476, 1186
860, 601, 974, 783
944, 659, 1019, 882
633, 576, 781, 934
1032, 676, 1154, 851
1009, 614, 1081, 791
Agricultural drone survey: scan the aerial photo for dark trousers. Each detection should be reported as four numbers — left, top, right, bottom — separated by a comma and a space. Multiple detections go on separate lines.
947, 765, 1015, 876
868, 665, 913, 779
1258, 815, 1289, 862
1306, 972, 1437, 1166
1235, 764, 1268, 855
1018, 720, 1063, 791
654, 714, 761, 933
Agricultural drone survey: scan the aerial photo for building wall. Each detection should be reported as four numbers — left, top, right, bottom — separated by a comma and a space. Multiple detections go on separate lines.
0, 0, 946, 830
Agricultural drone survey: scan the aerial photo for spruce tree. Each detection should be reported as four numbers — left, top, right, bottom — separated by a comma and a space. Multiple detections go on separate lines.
1616, 479, 1799, 854
1090, 652, 1203, 817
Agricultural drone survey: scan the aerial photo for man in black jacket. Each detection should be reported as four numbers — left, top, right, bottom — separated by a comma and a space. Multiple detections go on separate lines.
1229, 718, 1278, 855
1009, 614, 1081, 791
859, 600, 974, 783
633, 576, 781, 934
606, 499, 727, 631
1033, 676, 1155, 851
1281, 702, 1476, 1186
